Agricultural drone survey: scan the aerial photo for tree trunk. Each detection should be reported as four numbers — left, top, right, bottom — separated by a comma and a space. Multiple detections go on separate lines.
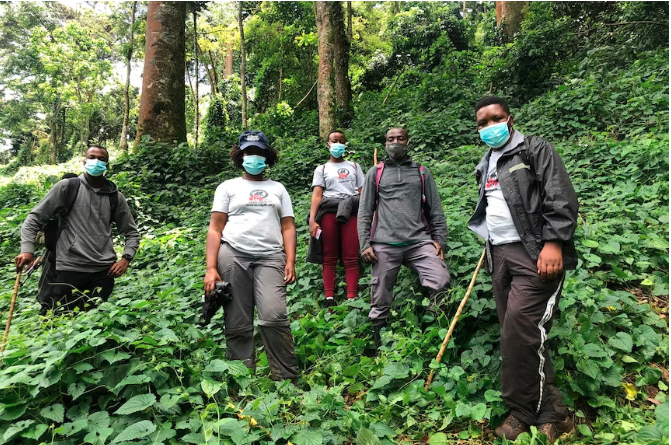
224, 41, 234, 77
207, 48, 220, 93
315, 1, 335, 140
193, 9, 199, 149
237, 3, 247, 130
496, 1, 528, 36
135, 1, 187, 145
119, 1, 137, 153
347, 1, 352, 42
80, 115, 90, 154
331, 1, 352, 127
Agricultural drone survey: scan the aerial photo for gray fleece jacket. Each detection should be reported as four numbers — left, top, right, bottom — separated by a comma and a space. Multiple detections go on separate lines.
358, 158, 448, 252
20, 174, 140, 273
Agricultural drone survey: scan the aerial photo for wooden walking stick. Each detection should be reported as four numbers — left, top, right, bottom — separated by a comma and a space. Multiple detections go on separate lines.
374, 146, 378, 165
1, 270, 23, 364
425, 248, 486, 390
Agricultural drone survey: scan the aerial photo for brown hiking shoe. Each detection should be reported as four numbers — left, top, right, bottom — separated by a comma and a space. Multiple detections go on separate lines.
495, 414, 529, 440
537, 416, 575, 443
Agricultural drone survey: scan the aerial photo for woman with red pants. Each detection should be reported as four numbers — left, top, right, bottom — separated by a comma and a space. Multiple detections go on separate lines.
309, 130, 364, 307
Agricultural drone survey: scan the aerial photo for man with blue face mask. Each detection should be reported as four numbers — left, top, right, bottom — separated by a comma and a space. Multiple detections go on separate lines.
467, 97, 578, 443
16, 145, 140, 315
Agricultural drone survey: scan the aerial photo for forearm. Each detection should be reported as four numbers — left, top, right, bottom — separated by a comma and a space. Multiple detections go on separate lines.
206, 228, 221, 270
309, 189, 323, 223
20, 214, 42, 254
282, 224, 297, 264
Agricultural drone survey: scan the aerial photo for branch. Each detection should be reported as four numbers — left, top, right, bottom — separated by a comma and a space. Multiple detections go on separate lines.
295, 80, 317, 108
603, 21, 669, 27
382, 67, 406, 106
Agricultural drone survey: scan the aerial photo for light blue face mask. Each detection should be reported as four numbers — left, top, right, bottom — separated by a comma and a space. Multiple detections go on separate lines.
329, 143, 346, 158
85, 159, 108, 177
479, 118, 511, 149
242, 154, 267, 175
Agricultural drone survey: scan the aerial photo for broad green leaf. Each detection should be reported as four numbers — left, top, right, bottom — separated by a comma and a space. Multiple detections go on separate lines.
84, 427, 114, 445
577, 360, 600, 379
41, 403, 65, 423
582, 240, 599, 248
291, 428, 323, 445
55, 419, 88, 437
355, 427, 381, 445
201, 378, 223, 397
368, 422, 396, 439
428, 432, 448, 445
3, 420, 34, 441
114, 393, 156, 415
204, 360, 229, 373
0, 403, 26, 421
112, 420, 156, 443
637, 425, 664, 441
383, 362, 409, 379
484, 389, 502, 402
455, 401, 471, 418
371, 375, 393, 390
471, 403, 487, 421
113, 374, 151, 393
583, 343, 607, 357
20, 423, 48, 440
68, 382, 86, 400
100, 350, 131, 364
226, 361, 250, 377
608, 332, 633, 352
577, 424, 592, 436
73, 363, 95, 374
655, 402, 669, 435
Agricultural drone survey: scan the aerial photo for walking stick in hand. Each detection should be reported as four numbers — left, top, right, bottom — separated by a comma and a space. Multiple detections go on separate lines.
425, 248, 486, 390
0, 270, 23, 364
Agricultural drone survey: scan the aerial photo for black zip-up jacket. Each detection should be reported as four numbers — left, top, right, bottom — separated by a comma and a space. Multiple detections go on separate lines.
467, 130, 579, 272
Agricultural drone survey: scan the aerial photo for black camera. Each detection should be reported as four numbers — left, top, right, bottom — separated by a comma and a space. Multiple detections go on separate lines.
197, 281, 233, 327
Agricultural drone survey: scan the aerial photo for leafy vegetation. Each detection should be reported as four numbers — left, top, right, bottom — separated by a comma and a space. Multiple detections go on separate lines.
0, 1, 668, 444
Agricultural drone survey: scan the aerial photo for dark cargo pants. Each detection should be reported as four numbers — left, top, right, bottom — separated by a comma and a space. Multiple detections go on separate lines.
491, 242, 569, 425
368, 240, 451, 325
217, 243, 299, 381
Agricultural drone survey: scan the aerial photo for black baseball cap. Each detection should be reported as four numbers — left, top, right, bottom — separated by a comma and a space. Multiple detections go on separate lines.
238, 131, 269, 150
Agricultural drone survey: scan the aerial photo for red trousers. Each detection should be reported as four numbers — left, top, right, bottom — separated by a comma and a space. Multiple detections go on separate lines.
320, 213, 359, 299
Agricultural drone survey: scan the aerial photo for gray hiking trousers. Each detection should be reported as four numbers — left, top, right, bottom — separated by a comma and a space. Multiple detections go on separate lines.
368, 240, 451, 324
217, 243, 299, 380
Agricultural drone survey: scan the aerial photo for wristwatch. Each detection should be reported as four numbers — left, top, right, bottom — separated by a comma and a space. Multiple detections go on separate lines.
122, 254, 133, 262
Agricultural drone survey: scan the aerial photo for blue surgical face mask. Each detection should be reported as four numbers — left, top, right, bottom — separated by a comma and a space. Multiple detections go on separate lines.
85, 159, 108, 177
242, 154, 267, 175
329, 143, 346, 158
479, 118, 511, 149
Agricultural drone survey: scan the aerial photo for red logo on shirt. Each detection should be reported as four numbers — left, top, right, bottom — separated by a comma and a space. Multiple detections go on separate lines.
486, 178, 499, 189
337, 168, 350, 179
249, 190, 269, 202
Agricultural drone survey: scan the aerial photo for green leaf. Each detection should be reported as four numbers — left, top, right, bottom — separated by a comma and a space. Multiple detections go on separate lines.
0, 403, 26, 421
291, 428, 323, 445
656, 402, 669, 435
368, 422, 396, 439
113, 374, 151, 393
484, 389, 502, 402
582, 240, 599, 248
68, 382, 86, 400
583, 343, 607, 357
355, 427, 381, 445
41, 403, 65, 423
84, 427, 114, 445
20, 423, 48, 440
226, 361, 250, 377
114, 393, 156, 415
204, 360, 229, 373
471, 403, 487, 421
577, 360, 600, 379
371, 375, 393, 390
100, 350, 131, 364
201, 378, 223, 397
383, 362, 409, 379
112, 420, 156, 443
3, 420, 34, 441
608, 332, 633, 352
577, 424, 592, 436
455, 401, 471, 418
55, 419, 88, 437
637, 425, 664, 441
622, 355, 638, 363
73, 363, 95, 374
428, 432, 448, 445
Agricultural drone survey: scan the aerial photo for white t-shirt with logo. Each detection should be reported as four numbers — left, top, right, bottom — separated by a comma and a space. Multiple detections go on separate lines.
311, 160, 364, 199
485, 150, 522, 245
211, 177, 295, 255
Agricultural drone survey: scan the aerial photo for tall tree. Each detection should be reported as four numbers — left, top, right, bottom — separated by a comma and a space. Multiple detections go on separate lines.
136, 1, 186, 144
331, 2, 352, 126
192, 7, 199, 149
315, 1, 335, 139
119, 1, 137, 153
237, 2, 248, 129
496, 1, 528, 36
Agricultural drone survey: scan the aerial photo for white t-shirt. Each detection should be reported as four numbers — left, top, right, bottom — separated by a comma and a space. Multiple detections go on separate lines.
485, 150, 522, 245
311, 160, 364, 199
211, 177, 294, 255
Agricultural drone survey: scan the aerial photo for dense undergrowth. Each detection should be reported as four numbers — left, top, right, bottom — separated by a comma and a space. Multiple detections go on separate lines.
0, 7, 669, 445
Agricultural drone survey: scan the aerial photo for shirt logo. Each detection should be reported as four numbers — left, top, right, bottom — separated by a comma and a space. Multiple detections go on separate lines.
337, 168, 350, 179
249, 190, 269, 201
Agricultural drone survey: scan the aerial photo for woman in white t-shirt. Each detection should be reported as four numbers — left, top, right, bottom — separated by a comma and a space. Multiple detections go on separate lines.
204, 130, 299, 382
308, 130, 365, 307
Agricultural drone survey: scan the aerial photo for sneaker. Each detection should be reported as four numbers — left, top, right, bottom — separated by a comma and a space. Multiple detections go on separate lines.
494, 414, 529, 440
325, 298, 336, 308
537, 416, 575, 443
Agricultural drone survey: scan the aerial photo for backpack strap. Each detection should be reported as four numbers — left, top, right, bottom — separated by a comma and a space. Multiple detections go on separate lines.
108, 191, 119, 225
370, 162, 385, 241
418, 165, 426, 204
64, 177, 81, 215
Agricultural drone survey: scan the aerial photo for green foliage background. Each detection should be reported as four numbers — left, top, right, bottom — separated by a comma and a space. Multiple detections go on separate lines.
0, 2, 668, 444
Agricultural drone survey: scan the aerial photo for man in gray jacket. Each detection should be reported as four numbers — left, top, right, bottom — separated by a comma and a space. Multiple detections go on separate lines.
358, 128, 450, 350
15, 145, 140, 314
468, 96, 578, 443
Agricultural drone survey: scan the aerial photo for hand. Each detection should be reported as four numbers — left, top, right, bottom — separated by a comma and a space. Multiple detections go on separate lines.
309, 220, 321, 238
204, 268, 222, 296
361, 247, 378, 264
284, 261, 296, 284
432, 241, 445, 261
14, 252, 34, 273
108, 258, 130, 278
537, 241, 563, 281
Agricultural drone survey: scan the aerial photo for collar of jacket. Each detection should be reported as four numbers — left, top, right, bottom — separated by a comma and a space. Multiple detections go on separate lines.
78, 173, 118, 194
384, 156, 417, 167
480, 129, 526, 165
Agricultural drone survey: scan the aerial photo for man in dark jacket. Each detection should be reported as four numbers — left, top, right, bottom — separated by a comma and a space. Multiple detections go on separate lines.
467, 96, 578, 443
15, 145, 140, 315
358, 128, 450, 350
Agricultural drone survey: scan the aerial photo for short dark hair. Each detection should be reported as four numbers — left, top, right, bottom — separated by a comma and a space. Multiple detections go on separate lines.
87, 144, 110, 161
230, 144, 279, 170
474, 96, 510, 116
327, 130, 346, 140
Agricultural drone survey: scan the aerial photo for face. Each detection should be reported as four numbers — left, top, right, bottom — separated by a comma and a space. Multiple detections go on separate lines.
476, 104, 514, 131
386, 128, 409, 145
327, 132, 346, 147
242, 146, 266, 157
84, 147, 109, 165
